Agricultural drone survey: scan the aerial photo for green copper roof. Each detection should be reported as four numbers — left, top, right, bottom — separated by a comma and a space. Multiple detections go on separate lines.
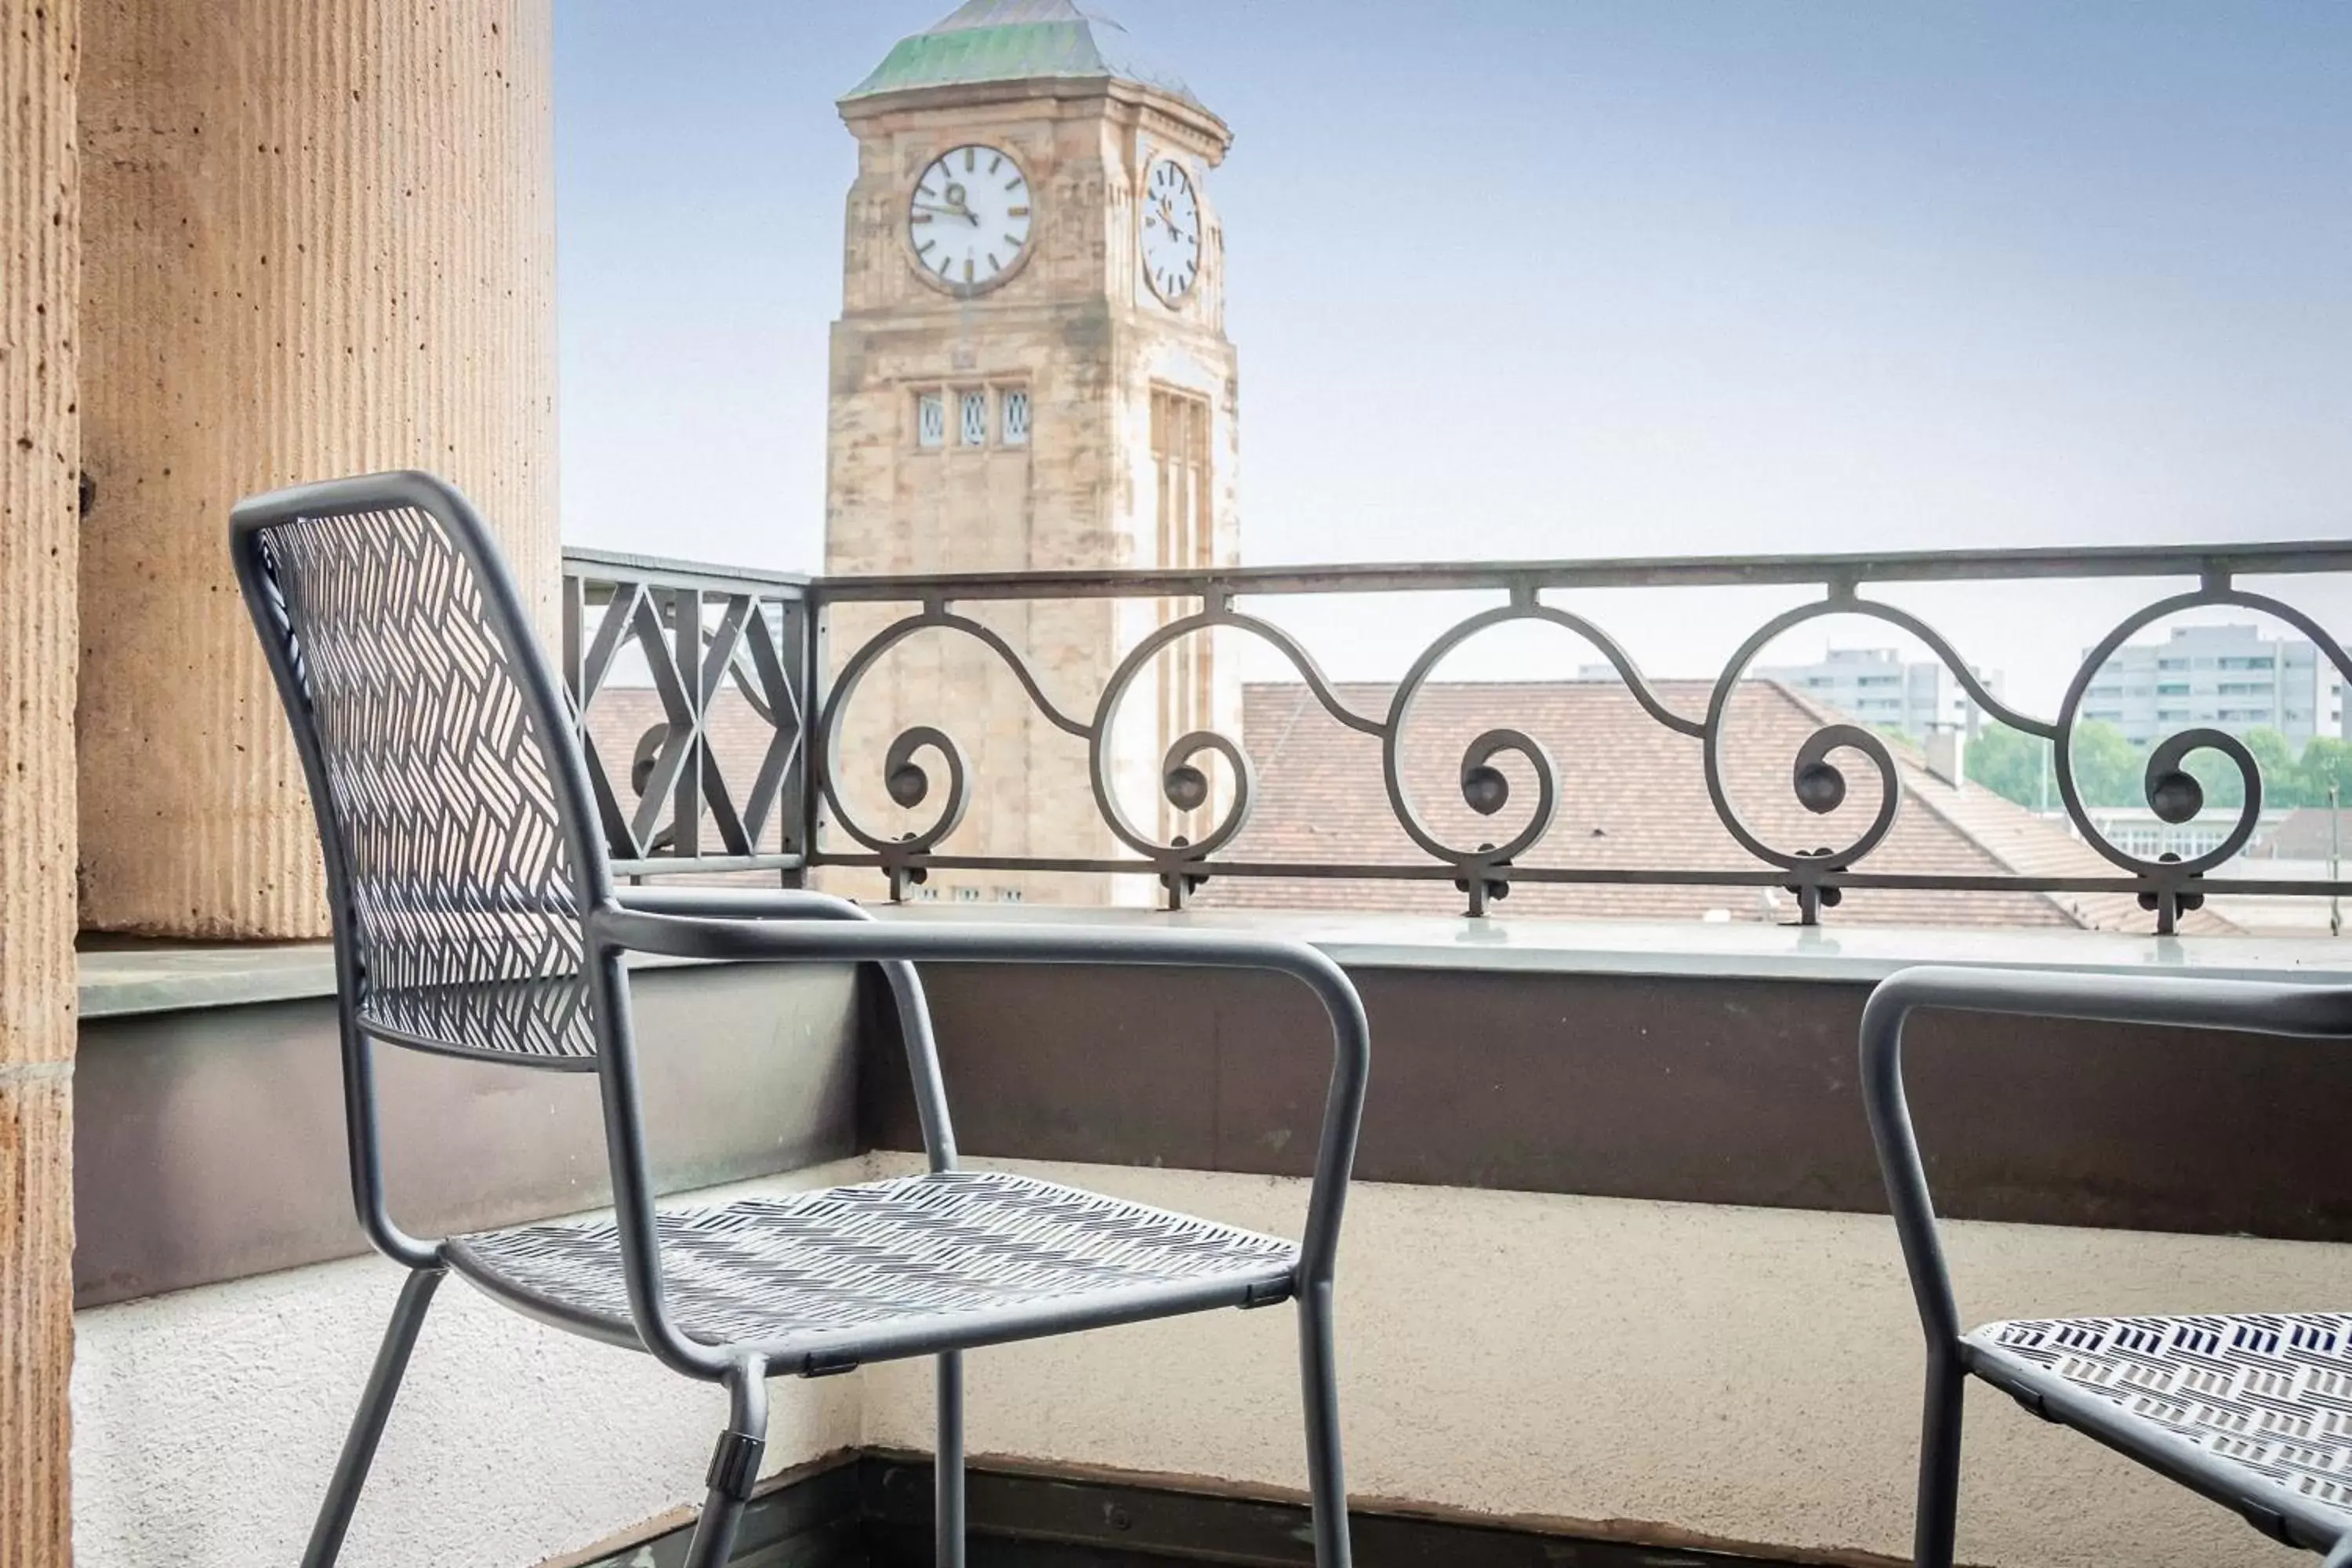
844, 0, 1196, 105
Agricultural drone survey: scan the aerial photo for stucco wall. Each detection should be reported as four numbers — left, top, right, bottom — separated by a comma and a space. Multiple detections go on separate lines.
861, 1154, 2325, 1568
77, 1150, 2335, 1568
71, 1160, 868, 1568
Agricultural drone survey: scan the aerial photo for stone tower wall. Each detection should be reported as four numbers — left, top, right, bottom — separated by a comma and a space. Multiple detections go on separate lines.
825, 80, 1240, 905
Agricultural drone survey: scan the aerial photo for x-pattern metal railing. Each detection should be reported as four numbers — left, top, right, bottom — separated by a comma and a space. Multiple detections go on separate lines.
564, 549, 811, 879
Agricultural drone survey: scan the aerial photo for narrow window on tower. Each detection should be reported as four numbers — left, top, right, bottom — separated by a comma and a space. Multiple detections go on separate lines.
916, 390, 946, 448
1000, 387, 1030, 446
960, 389, 989, 447
1149, 386, 1217, 844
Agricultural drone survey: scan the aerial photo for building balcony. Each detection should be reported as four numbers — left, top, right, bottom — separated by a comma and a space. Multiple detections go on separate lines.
72, 906, 2352, 1568
64, 540, 2352, 1568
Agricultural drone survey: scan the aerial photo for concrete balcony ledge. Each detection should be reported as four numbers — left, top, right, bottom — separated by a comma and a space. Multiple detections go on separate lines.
78, 937, 728, 1020
75, 906, 2352, 1022
858, 900, 2352, 983
78, 937, 341, 1018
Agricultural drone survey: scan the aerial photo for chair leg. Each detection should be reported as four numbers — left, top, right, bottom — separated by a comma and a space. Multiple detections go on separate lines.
683, 1358, 770, 1568
301, 1267, 445, 1568
1914, 1348, 1965, 1568
937, 1350, 966, 1568
1297, 1282, 1353, 1568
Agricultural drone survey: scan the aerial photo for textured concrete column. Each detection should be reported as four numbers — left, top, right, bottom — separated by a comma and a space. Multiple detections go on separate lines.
79, 0, 557, 938
2, 3, 82, 1563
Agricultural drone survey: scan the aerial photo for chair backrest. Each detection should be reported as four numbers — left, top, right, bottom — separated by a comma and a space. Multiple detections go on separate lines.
232, 472, 615, 1070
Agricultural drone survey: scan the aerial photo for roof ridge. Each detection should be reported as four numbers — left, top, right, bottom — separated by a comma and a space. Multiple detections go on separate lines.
1850, 705, 2243, 936
1706, 682, 2214, 933
929, 0, 1094, 28
1252, 682, 1318, 781
1767, 685, 2075, 920
1896, 760, 2095, 931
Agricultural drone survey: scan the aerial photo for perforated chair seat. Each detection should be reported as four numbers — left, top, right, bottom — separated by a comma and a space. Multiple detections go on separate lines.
448, 1168, 1301, 1372
1965, 1312, 2352, 1530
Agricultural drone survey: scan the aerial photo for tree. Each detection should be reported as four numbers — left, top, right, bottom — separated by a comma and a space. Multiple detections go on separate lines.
1965, 723, 2052, 808
2064, 720, 2143, 808
1964, 719, 2350, 816
2298, 736, 2352, 809
2231, 727, 2296, 810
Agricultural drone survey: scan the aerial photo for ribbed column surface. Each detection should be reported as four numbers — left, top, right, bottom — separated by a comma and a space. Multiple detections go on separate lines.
2, 3, 82, 1563
79, 0, 557, 938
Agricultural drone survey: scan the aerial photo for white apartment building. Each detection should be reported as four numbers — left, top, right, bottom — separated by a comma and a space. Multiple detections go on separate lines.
1752, 647, 2002, 737
2079, 624, 2343, 749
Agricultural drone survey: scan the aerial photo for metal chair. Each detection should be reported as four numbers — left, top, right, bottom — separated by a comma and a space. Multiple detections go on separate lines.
230, 470, 1370, 1568
1863, 964, 2352, 1568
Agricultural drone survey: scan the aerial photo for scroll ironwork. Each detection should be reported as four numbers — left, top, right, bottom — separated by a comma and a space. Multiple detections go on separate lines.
565, 539, 2352, 933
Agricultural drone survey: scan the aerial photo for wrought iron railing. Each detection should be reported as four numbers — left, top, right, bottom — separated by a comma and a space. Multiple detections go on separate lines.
563, 548, 812, 879
562, 539, 2352, 933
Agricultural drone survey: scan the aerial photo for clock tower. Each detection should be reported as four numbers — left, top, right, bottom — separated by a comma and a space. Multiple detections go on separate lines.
826, 0, 1240, 902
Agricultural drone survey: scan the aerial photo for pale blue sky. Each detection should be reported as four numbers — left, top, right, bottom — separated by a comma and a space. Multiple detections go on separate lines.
556, 2, 2352, 713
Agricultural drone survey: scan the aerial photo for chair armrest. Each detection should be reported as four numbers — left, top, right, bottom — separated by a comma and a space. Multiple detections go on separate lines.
590, 902, 1373, 1290
612, 885, 879, 920
613, 885, 959, 1167
1860, 964, 2352, 1348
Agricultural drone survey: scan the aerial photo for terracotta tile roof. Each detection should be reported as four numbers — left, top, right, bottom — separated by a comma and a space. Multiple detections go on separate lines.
1196, 679, 2225, 932
1890, 746, 2235, 935
2251, 808, 2352, 862
1770, 685, 2237, 935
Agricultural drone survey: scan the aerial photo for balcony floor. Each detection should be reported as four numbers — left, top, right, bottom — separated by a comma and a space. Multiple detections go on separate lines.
572, 1450, 1817, 1568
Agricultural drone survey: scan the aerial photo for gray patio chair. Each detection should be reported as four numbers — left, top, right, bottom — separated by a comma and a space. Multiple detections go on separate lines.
1863, 964, 2352, 1568
230, 470, 1369, 1568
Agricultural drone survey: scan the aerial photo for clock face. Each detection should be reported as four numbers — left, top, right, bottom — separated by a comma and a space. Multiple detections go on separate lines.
1140, 157, 1201, 303
908, 144, 1032, 294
